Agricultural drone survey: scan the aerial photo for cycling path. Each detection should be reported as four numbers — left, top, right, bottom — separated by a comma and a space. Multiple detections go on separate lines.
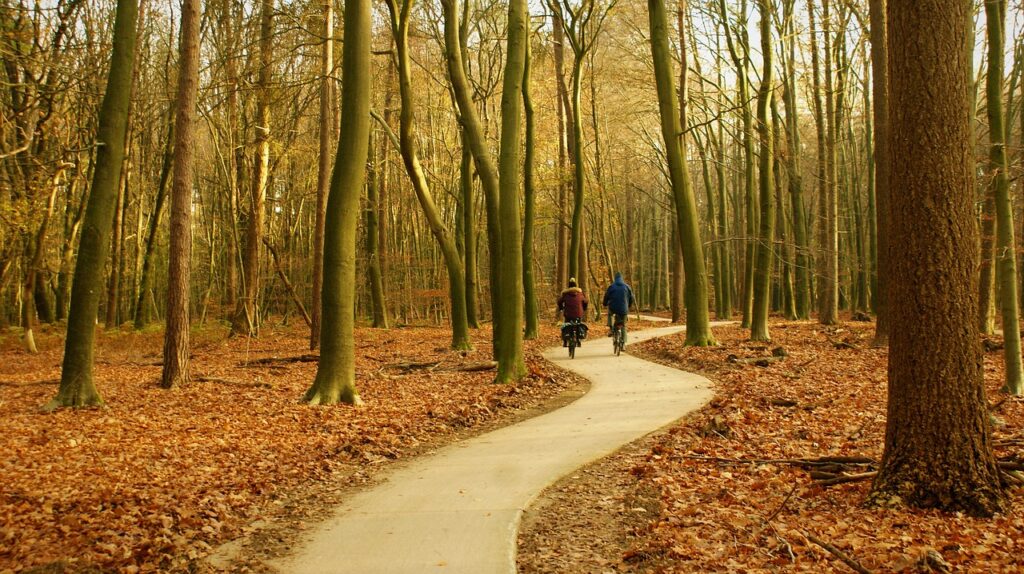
274, 321, 718, 574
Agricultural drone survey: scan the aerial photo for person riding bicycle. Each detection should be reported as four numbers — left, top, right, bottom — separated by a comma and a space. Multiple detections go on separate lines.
557, 277, 588, 347
603, 272, 635, 338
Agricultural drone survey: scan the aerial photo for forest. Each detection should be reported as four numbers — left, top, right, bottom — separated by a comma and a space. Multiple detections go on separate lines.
2, 0, 1024, 571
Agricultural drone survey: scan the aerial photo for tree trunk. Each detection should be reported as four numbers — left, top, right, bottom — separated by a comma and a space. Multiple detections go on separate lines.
133, 113, 173, 329
984, 0, 1023, 394
460, 128, 479, 328
366, 131, 389, 329
231, 0, 273, 338
649, 0, 714, 345
867, 0, 1003, 517
718, 0, 755, 329
310, 0, 335, 349
494, 0, 528, 382
47, 0, 139, 410
385, 0, 471, 351
441, 0, 504, 355
522, 32, 539, 340
161, 0, 200, 389
749, 0, 774, 341
304, 0, 371, 406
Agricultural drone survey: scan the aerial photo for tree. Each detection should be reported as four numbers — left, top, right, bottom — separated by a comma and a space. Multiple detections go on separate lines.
310, 0, 335, 349
647, 0, 714, 346
384, 0, 472, 351
303, 0, 371, 406
230, 0, 273, 338
867, 0, 1003, 516
45, 0, 139, 409
983, 0, 1023, 395
161, 0, 200, 389
868, 0, 889, 345
749, 0, 773, 341
494, 0, 529, 383
522, 26, 540, 340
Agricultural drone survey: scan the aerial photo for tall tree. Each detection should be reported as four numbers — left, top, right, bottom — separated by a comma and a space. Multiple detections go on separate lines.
749, 0, 774, 341
717, 0, 756, 328
984, 0, 1023, 394
867, 0, 1003, 516
161, 0, 201, 389
868, 0, 890, 344
303, 0, 371, 405
522, 26, 540, 340
494, 0, 528, 382
45, 0, 139, 409
310, 0, 335, 349
384, 0, 472, 351
230, 0, 273, 337
648, 0, 714, 345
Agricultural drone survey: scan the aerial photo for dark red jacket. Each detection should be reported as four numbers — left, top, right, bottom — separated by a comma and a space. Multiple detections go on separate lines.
558, 287, 588, 320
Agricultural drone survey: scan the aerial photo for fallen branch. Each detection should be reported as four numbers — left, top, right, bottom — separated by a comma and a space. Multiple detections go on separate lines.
806, 533, 873, 574
385, 360, 443, 372
765, 482, 801, 522
242, 354, 319, 366
262, 238, 312, 328
998, 461, 1024, 471
815, 471, 877, 487
684, 454, 875, 467
450, 361, 497, 372
195, 376, 272, 389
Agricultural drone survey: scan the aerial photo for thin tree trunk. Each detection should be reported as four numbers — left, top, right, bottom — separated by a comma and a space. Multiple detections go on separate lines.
231, 0, 273, 337
133, 113, 173, 329
161, 0, 200, 389
385, 0, 471, 351
522, 31, 539, 340
366, 130, 389, 329
984, 0, 1023, 394
310, 0, 335, 349
750, 0, 774, 341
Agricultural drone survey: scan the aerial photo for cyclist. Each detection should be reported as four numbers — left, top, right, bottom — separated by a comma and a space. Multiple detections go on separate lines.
557, 277, 588, 347
603, 272, 635, 342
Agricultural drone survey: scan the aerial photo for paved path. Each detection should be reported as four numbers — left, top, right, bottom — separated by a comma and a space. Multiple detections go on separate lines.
273, 323, 717, 574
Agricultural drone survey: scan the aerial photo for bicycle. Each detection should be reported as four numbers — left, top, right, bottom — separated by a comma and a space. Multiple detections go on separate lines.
562, 319, 585, 359
612, 317, 626, 356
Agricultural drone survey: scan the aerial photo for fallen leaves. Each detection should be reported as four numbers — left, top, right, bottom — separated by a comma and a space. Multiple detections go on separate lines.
0, 321, 580, 573
622, 319, 1024, 572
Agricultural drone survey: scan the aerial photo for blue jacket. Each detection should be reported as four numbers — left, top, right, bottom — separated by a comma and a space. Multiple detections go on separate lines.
603, 276, 635, 315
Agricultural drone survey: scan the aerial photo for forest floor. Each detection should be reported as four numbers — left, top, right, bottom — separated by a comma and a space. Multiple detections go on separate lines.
517, 318, 1024, 573
1, 316, 677, 574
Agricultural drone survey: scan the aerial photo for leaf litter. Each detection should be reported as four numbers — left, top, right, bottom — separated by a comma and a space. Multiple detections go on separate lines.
0, 321, 588, 573
518, 319, 1024, 573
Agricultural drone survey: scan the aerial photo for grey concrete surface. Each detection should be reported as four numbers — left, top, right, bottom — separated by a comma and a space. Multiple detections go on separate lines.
272, 324, 718, 574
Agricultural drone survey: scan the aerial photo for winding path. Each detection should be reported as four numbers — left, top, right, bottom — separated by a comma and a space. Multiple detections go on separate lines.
274, 320, 717, 574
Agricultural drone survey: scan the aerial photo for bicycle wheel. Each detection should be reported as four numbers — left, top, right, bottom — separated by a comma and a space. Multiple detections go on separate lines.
613, 328, 622, 356
568, 336, 576, 359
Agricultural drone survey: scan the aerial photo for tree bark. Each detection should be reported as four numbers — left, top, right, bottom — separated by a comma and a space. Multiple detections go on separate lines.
494, 0, 528, 382
750, 0, 774, 341
304, 0, 371, 406
310, 0, 335, 349
47, 0, 139, 410
868, 0, 1003, 516
648, 0, 714, 346
522, 30, 539, 340
983, 0, 1023, 394
231, 0, 273, 338
161, 0, 200, 389
385, 0, 471, 351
